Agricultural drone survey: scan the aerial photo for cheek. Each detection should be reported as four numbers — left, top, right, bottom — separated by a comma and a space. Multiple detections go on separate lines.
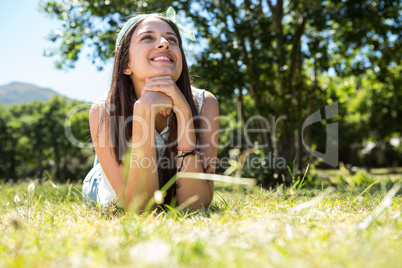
130, 46, 146, 63
176, 52, 183, 73
130, 52, 147, 74
177, 60, 183, 74
174, 60, 183, 82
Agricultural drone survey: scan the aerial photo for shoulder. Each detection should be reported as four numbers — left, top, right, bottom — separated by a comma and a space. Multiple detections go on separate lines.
88, 101, 110, 147
89, 93, 109, 119
89, 101, 108, 131
203, 91, 218, 107
90, 93, 110, 118
190, 86, 218, 116
89, 102, 102, 122
200, 91, 219, 117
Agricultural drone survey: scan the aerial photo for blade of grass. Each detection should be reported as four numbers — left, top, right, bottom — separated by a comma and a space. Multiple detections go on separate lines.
289, 187, 335, 212
176, 172, 257, 185
358, 183, 401, 230
32, 195, 42, 220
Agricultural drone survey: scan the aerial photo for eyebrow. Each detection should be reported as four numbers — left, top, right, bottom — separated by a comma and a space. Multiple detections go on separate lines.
136, 31, 178, 39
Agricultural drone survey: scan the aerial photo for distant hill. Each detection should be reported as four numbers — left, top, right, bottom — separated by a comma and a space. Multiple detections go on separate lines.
0, 82, 68, 105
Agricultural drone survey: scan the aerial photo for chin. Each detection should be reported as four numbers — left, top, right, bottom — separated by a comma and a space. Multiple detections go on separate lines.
154, 70, 180, 81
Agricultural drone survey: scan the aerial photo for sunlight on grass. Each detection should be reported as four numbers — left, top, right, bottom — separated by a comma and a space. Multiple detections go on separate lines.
1, 174, 402, 267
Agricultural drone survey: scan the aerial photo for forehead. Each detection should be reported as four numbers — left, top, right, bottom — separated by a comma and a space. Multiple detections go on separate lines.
135, 17, 176, 35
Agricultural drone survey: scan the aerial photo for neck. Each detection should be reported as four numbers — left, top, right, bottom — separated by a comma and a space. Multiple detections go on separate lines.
132, 78, 145, 99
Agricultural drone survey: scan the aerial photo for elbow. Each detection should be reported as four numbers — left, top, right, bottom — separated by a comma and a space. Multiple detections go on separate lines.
202, 197, 213, 209
119, 194, 156, 213
183, 194, 213, 210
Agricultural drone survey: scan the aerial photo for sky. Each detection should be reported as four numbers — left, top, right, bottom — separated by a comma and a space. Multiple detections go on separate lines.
0, 0, 113, 102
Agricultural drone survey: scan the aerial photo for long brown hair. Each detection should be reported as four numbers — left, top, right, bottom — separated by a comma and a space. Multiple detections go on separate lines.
105, 14, 200, 204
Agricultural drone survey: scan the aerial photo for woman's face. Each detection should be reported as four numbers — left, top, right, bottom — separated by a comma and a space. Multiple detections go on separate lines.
124, 17, 183, 90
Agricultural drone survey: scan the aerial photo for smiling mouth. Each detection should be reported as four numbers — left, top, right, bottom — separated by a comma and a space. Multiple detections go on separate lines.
152, 56, 174, 62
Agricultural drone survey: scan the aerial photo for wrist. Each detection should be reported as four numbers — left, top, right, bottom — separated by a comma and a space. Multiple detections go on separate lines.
133, 101, 151, 117
176, 110, 193, 128
177, 118, 196, 148
174, 104, 192, 119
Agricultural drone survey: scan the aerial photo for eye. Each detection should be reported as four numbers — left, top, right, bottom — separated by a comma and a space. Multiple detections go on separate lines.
168, 37, 178, 44
141, 35, 153, 41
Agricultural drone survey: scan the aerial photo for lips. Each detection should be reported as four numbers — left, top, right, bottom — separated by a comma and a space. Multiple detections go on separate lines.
153, 56, 172, 62
151, 53, 174, 62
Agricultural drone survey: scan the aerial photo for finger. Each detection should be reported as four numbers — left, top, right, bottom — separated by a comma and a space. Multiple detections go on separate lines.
144, 80, 175, 88
141, 90, 169, 96
142, 84, 175, 96
144, 83, 172, 88
166, 107, 173, 116
145, 78, 175, 87
145, 76, 173, 82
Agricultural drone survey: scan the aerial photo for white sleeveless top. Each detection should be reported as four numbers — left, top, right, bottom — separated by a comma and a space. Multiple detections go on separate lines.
96, 87, 205, 206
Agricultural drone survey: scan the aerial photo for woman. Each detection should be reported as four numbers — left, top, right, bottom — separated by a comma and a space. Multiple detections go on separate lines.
82, 8, 219, 211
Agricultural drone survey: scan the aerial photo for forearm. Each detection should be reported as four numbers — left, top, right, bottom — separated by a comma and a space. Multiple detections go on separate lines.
123, 108, 159, 211
176, 111, 212, 208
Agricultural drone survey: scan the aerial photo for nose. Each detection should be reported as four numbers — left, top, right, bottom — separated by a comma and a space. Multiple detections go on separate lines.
156, 37, 170, 50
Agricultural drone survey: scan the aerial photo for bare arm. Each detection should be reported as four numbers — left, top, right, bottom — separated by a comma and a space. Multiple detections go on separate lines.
89, 103, 125, 198
89, 92, 171, 211
90, 83, 219, 211
141, 76, 219, 209
175, 91, 219, 208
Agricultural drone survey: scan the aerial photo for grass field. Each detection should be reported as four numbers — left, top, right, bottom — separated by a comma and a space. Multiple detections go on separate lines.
1, 171, 402, 268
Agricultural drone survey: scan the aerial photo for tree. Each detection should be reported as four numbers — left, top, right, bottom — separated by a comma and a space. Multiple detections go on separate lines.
0, 98, 92, 182
0, 105, 19, 179
39, 0, 402, 178
39, 0, 174, 69
178, 0, 402, 171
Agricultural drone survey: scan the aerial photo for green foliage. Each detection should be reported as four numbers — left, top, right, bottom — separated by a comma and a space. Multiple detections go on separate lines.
0, 97, 93, 182
38, 0, 174, 69
322, 65, 402, 167
39, 0, 402, 183
239, 149, 288, 187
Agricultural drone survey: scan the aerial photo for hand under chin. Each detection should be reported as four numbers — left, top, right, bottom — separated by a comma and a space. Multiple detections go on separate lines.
149, 70, 179, 82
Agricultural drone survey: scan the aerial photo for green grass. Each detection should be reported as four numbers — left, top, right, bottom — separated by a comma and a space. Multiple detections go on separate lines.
1, 174, 402, 268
